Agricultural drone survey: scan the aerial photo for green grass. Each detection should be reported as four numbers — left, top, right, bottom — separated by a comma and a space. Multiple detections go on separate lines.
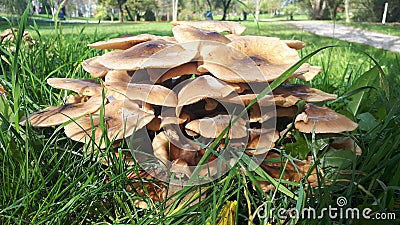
1, 15, 399, 224
337, 21, 400, 36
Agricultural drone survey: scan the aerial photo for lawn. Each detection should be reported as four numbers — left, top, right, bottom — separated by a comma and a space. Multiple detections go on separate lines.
0, 15, 399, 224
337, 21, 400, 36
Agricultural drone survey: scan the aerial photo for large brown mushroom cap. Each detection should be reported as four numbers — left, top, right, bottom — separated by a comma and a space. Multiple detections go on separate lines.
64, 100, 154, 148
88, 34, 159, 50
172, 25, 231, 44
273, 83, 337, 103
104, 82, 178, 107
171, 20, 246, 35
177, 75, 236, 109
185, 114, 247, 139
82, 56, 109, 78
295, 104, 358, 133
283, 40, 306, 50
47, 78, 103, 96
98, 39, 197, 70
228, 36, 299, 65
20, 95, 104, 127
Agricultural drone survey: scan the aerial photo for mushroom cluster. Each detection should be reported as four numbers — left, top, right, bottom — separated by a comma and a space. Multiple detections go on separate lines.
21, 21, 358, 199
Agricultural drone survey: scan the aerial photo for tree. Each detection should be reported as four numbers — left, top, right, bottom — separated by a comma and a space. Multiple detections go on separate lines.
344, 0, 350, 22
310, 0, 328, 19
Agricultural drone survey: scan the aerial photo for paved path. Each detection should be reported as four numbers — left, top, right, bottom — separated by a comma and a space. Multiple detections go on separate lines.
289, 21, 400, 53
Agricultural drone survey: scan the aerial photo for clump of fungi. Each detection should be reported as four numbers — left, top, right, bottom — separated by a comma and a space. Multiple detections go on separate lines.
21, 20, 358, 206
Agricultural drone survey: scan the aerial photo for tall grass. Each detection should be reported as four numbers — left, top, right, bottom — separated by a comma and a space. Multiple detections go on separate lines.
0, 17, 399, 224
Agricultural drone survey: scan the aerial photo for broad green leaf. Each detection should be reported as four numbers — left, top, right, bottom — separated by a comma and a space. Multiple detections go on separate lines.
346, 66, 380, 115
356, 112, 378, 131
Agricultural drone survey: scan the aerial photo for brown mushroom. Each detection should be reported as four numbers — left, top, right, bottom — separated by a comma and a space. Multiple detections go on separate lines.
88, 34, 159, 50
97, 39, 197, 70
104, 70, 133, 83
185, 114, 247, 139
283, 40, 306, 50
20, 95, 104, 127
64, 100, 154, 148
172, 24, 231, 45
82, 56, 109, 78
104, 82, 178, 107
147, 62, 202, 83
247, 128, 279, 155
177, 75, 236, 112
295, 104, 358, 133
171, 20, 246, 35
47, 78, 103, 96
273, 83, 337, 103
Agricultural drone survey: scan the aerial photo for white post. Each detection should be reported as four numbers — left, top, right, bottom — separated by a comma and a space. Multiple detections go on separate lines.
382, 2, 388, 24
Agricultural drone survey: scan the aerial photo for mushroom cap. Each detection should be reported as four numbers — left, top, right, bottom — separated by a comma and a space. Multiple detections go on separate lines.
220, 93, 275, 107
98, 39, 197, 70
88, 34, 159, 50
152, 131, 202, 167
64, 100, 154, 148
247, 128, 279, 155
47, 78, 103, 96
273, 83, 337, 103
295, 65, 322, 81
171, 20, 246, 35
172, 25, 231, 44
20, 95, 104, 127
104, 82, 178, 107
198, 44, 307, 83
283, 40, 306, 50
177, 75, 236, 109
185, 114, 247, 139
147, 62, 202, 83
228, 36, 299, 65
82, 56, 109, 78
146, 115, 187, 131
104, 70, 132, 83
198, 39, 318, 83
295, 104, 358, 133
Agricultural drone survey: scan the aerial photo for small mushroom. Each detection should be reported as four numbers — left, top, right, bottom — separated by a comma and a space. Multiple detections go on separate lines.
247, 128, 279, 155
64, 100, 154, 148
295, 104, 358, 133
98, 39, 197, 70
273, 83, 337, 103
283, 40, 306, 50
152, 131, 201, 167
146, 115, 187, 131
82, 56, 109, 78
104, 82, 178, 107
147, 62, 202, 83
171, 20, 246, 35
88, 34, 159, 50
20, 95, 104, 127
185, 114, 247, 139
47, 78, 103, 96
330, 137, 362, 156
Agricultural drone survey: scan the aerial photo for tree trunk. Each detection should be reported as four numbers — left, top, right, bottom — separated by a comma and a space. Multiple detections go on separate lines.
119, 4, 124, 23
172, 0, 178, 21
125, 5, 134, 21
310, 0, 327, 20
221, 0, 232, 21
254, 0, 262, 22
345, 0, 350, 22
